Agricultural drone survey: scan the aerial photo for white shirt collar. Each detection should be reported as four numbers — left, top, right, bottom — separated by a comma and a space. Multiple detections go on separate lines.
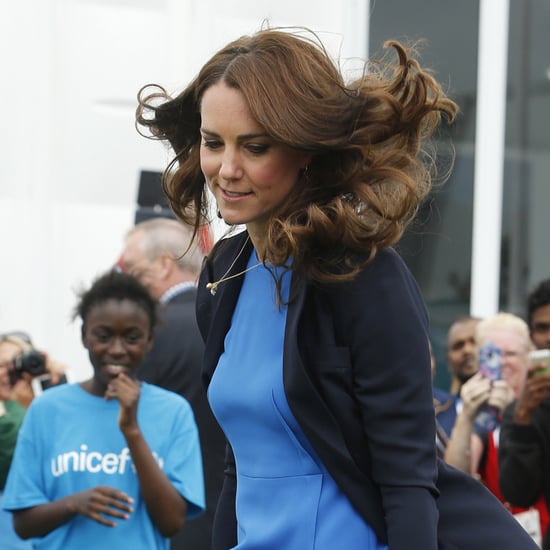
159, 282, 196, 304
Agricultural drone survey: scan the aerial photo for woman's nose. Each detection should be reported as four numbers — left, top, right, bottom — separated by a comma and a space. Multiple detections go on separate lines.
219, 150, 243, 181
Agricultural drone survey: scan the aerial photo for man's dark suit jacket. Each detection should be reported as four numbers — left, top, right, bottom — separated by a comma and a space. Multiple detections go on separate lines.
433, 386, 458, 438
197, 231, 537, 550
137, 288, 225, 550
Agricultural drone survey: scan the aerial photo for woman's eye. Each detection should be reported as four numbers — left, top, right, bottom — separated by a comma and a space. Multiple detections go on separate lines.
246, 144, 269, 154
202, 139, 222, 150
94, 333, 110, 343
125, 334, 143, 344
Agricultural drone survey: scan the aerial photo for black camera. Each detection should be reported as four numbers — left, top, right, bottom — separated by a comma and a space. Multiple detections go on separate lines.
11, 350, 47, 381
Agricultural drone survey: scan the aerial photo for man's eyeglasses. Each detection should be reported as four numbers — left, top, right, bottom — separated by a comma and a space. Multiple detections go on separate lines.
0, 331, 33, 346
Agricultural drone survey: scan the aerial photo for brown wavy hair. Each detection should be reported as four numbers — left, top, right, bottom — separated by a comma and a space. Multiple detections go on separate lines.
136, 27, 458, 284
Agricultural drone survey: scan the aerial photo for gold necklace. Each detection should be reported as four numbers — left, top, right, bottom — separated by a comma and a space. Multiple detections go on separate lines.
206, 236, 262, 296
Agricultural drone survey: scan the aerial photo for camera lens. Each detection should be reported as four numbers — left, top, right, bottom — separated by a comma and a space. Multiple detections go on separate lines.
12, 350, 47, 376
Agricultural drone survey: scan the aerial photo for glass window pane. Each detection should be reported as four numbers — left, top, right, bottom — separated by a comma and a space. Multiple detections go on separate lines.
500, 0, 550, 317
369, 0, 480, 390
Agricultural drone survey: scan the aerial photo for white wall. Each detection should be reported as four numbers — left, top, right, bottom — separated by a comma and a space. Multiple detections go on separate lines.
0, 0, 367, 381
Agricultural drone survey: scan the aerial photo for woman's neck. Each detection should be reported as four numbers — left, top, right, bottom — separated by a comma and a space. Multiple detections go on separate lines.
246, 224, 267, 262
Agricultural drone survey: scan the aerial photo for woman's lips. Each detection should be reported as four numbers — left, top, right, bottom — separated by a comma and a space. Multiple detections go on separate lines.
220, 188, 252, 202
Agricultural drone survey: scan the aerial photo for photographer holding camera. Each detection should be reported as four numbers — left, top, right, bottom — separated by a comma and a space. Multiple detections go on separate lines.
0, 331, 66, 549
1, 333, 67, 407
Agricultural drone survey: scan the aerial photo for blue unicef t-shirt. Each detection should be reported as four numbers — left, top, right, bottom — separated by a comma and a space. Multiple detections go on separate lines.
3, 382, 204, 550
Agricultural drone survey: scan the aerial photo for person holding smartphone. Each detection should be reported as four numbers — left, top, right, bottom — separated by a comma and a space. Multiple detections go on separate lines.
2, 271, 205, 549
499, 279, 550, 550
444, 312, 549, 546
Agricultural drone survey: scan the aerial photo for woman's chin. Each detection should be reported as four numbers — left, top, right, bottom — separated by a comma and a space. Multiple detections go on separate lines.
218, 213, 245, 227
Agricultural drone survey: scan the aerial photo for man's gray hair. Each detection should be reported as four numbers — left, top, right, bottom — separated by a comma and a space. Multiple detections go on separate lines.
127, 217, 204, 275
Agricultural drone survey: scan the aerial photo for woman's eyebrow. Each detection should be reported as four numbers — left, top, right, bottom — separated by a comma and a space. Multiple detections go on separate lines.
200, 127, 269, 141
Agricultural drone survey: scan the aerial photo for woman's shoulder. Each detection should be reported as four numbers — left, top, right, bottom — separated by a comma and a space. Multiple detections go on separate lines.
317, 247, 427, 326
324, 247, 415, 295
363, 247, 410, 275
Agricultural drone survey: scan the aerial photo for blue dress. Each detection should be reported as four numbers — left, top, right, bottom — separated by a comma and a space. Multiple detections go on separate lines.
208, 251, 387, 549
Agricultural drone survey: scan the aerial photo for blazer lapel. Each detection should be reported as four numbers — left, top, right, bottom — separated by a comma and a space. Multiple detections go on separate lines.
201, 232, 252, 385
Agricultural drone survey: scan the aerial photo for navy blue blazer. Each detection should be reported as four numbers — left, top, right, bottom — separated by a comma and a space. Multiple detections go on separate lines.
197, 231, 537, 550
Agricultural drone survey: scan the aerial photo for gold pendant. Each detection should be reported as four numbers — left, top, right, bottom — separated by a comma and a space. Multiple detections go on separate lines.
206, 282, 218, 296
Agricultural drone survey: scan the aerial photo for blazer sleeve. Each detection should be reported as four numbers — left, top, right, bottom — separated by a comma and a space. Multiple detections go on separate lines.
329, 248, 438, 549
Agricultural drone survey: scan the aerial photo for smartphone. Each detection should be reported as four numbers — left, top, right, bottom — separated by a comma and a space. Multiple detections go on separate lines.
475, 342, 502, 432
478, 342, 502, 381
31, 373, 68, 396
529, 349, 550, 376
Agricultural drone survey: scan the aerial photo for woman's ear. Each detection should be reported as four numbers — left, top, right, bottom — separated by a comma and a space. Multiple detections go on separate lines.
80, 324, 88, 350
301, 153, 313, 171
145, 332, 154, 354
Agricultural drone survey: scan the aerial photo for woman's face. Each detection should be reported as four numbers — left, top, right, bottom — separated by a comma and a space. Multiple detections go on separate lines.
199, 81, 310, 238
0, 341, 22, 364
81, 299, 152, 395
0, 341, 23, 400
481, 328, 529, 397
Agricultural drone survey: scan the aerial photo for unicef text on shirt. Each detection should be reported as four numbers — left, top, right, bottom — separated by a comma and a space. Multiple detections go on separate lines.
51, 444, 164, 476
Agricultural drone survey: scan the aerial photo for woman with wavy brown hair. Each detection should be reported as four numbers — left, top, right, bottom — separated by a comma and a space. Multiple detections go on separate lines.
136, 27, 537, 550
